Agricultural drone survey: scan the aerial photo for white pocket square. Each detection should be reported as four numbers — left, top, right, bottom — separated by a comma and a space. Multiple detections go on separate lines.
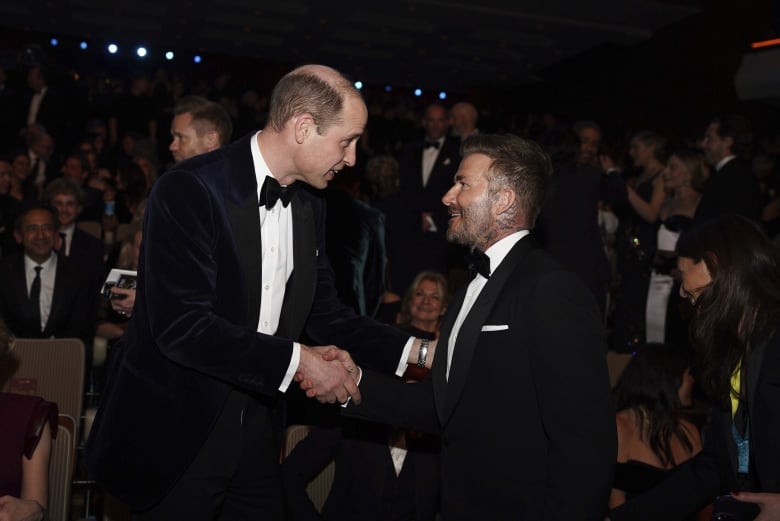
481, 324, 508, 332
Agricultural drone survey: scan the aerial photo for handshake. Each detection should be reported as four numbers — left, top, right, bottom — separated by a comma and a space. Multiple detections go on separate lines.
295, 345, 362, 405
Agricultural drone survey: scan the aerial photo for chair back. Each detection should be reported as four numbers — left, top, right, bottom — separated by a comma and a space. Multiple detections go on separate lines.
282, 424, 335, 512
48, 414, 76, 521
0, 338, 86, 441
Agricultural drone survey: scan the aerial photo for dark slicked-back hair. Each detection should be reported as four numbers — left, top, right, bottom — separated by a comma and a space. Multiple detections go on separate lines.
711, 114, 753, 158
267, 67, 359, 134
676, 214, 780, 407
460, 134, 553, 227
613, 344, 695, 467
14, 202, 59, 232
173, 96, 233, 146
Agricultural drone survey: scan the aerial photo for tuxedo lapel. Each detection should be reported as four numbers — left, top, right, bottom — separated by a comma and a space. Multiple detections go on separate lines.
276, 190, 316, 339
225, 134, 263, 329
13, 255, 37, 330
439, 237, 536, 423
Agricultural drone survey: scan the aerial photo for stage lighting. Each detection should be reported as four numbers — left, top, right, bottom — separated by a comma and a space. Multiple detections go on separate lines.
384, 85, 392, 92
193, 55, 202, 63
354, 81, 363, 90
107, 43, 118, 54
439, 91, 447, 100
50, 38, 58, 47
80, 41, 88, 50
136, 47, 148, 58
414, 88, 422, 97
165, 51, 174, 60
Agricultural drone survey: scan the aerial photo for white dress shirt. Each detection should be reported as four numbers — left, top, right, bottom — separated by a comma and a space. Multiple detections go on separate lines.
446, 230, 529, 379
715, 155, 736, 172
24, 252, 57, 332
60, 225, 74, 256
27, 86, 47, 126
421, 136, 444, 187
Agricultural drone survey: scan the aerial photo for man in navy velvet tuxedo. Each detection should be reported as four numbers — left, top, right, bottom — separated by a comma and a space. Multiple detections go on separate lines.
86, 65, 431, 520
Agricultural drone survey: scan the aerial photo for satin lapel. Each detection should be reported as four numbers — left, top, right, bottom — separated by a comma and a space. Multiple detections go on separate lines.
433, 286, 466, 425
277, 190, 316, 339
13, 256, 36, 328
223, 133, 263, 328
441, 236, 536, 424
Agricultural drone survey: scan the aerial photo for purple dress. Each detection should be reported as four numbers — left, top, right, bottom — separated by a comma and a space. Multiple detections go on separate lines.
0, 393, 58, 497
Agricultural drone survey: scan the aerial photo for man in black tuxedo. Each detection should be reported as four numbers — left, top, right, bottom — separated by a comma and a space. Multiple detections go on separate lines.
696, 114, 761, 223
44, 178, 106, 291
86, 64, 433, 521
23, 66, 70, 150
331, 134, 616, 520
0, 204, 94, 346
394, 104, 460, 292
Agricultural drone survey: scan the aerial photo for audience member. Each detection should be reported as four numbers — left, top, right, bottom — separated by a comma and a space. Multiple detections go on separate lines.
611, 130, 668, 350
0, 160, 21, 256
395, 103, 461, 292
0, 204, 95, 346
572, 120, 602, 169
0, 321, 58, 521
22, 65, 69, 149
645, 148, 707, 345
695, 114, 761, 223
23, 126, 56, 200
610, 215, 780, 520
396, 270, 449, 340
340, 134, 616, 520
610, 345, 702, 511
448, 102, 479, 140
169, 95, 233, 164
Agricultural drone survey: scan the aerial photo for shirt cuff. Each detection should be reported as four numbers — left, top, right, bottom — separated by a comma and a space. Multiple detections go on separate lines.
396, 337, 415, 376
278, 342, 300, 392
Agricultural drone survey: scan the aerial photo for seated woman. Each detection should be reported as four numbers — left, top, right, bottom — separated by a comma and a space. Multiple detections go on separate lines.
0, 322, 58, 521
610, 344, 702, 510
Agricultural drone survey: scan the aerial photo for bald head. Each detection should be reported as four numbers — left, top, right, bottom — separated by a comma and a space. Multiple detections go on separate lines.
450, 102, 478, 139
267, 64, 363, 134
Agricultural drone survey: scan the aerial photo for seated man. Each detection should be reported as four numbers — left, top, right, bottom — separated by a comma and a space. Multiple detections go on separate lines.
0, 203, 95, 346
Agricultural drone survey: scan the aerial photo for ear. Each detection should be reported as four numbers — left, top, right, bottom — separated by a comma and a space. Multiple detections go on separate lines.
493, 187, 516, 215
293, 113, 316, 145
204, 131, 219, 149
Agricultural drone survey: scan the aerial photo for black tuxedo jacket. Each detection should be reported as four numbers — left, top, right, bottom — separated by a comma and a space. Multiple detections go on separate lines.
282, 418, 440, 521
67, 227, 107, 292
0, 252, 94, 345
347, 236, 616, 520
86, 133, 410, 511
611, 332, 780, 520
398, 137, 460, 232
694, 158, 761, 224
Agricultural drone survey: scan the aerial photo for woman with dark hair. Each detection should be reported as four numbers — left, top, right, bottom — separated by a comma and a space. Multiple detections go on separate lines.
610, 215, 780, 520
0, 321, 58, 521
610, 345, 701, 510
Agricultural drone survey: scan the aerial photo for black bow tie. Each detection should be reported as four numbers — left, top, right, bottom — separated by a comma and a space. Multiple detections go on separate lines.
258, 176, 298, 210
424, 141, 440, 150
467, 248, 491, 279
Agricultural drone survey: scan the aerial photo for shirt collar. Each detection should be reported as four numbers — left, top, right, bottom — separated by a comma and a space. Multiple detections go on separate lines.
715, 155, 736, 171
484, 230, 530, 273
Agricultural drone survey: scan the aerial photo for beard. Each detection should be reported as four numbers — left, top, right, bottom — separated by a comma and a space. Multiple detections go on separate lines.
446, 195, 493, 248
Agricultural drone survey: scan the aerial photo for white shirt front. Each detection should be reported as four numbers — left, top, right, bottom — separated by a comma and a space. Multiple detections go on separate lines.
60, 225, 74, 256
446, 230, 529, 379
715, 155, 736, 172
27, 86, 47, 126
24, 252, 57, 332
421, 136, 445, 187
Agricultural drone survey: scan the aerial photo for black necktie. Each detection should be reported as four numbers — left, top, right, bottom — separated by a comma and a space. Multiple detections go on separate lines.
467, 249, 491, 279
30, 265, 42, 331
424, 141, 440, 150
258, 176, 298, 210
59, 232, 67, 255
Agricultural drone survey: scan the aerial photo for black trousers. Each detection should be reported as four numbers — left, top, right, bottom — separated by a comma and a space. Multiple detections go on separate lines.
135, 390, 283, 521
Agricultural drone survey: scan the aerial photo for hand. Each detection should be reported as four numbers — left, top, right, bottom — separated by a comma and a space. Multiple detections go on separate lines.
295, 345, 361, 405
0, 496, 45, 521
110, 287, 136, 316
732, 491, 780, 521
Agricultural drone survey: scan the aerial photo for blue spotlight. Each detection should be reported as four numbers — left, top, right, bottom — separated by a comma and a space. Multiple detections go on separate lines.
165, 51, 174, 60
193, 55, 202, 64
384, 84, 392, 92
80, 41, 88, 50
414, 88, 422, 97
438, 91, 447, 100
107, 43, 118, 54
354, 81, 363, 90
136, 47, 148, 58
50, 38, 59, 47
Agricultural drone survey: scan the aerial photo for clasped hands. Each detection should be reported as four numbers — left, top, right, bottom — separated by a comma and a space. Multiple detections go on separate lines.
295, 345, 360, 405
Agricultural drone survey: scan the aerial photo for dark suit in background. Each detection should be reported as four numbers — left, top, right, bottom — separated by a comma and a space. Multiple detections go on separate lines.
392, 137, 460, 292
0, 252, 95, 345
694, 158, 761, 224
